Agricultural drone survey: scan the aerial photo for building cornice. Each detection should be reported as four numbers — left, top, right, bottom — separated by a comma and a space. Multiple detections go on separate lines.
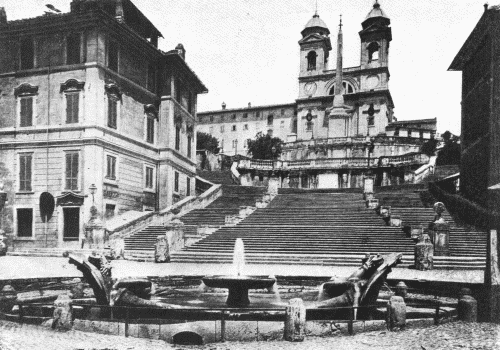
198, 102, 296, 116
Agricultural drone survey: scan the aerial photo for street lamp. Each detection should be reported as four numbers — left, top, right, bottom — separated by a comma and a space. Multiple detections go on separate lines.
89, 183, 97, 205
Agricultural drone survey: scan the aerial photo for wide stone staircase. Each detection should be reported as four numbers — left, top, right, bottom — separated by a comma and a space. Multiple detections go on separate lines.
196, 170, 237, 185
170, 187, 487, 269
122, 185, 267, 255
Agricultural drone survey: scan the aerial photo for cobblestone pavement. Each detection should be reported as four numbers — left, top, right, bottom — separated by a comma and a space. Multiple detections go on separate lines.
1, 320, 499, 350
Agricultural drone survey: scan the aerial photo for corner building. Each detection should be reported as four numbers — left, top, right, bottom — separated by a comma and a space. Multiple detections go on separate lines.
0, 0, 207, 249
198, 2, 435, 189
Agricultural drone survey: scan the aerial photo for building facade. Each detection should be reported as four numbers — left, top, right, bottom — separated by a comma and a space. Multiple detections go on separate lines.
0, 0, 207, 249
198, 1, 436, 189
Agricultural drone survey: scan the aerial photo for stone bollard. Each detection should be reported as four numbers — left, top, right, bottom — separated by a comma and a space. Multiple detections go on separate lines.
386, 296, 406, 331
458, 288, 478, 322
154, 235, 170, 263
284, 298, 306, 342
415, 234, 433, 270
395, 282, 408, 299
52, 294, 73, 330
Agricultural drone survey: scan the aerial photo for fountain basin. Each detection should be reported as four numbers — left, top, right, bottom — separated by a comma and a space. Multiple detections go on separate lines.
202, 276, 276, 307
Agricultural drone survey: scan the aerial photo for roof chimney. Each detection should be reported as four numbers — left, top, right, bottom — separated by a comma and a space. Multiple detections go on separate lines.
248, 102, 251, 108
222, 102, 226, 110
484, 3, 489, 12
176, 43, 186, 60
0, 8, 7, 24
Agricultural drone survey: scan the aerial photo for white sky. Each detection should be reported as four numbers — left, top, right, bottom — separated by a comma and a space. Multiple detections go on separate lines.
0, 0, 489, 134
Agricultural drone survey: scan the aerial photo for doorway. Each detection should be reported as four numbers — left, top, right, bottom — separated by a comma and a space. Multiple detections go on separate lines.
63, 207, 80, 240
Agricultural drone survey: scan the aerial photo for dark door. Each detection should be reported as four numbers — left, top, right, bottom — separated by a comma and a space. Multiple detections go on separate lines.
63, 208, 80, 240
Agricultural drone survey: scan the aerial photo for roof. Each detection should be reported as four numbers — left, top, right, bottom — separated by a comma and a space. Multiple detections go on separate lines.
301, 14, 330, 37
199, 102, 296, 115
448, 7, 498, 71
163, 51, 208, 94
365, 1, 390, 21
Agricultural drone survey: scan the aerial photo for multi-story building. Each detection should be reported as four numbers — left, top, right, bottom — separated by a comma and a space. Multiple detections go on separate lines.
0, 0, 207, 249
198, 1, 436, 189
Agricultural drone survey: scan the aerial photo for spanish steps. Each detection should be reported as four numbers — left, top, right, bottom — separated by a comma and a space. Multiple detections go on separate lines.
165, 182, 487, 269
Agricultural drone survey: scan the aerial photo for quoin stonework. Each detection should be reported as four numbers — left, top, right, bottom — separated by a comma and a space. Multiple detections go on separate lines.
0, 0, 207, 249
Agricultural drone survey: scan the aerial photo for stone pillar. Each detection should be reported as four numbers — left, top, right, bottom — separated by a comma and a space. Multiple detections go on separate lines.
428, 202, 450, 256
415, 234, 434, 270
386, 296, 406, 331
342, 173, 348, 188
52, 294, 73, 330
155, 235, 170, 263
363, 176, 374, 200
284, 298, 306, 342
0, 231, 7, 256
458, 288, 478, 322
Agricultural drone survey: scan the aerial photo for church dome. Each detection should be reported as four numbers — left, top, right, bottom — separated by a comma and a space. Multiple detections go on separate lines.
301, 14, 330, 37
362, 1, 390, 29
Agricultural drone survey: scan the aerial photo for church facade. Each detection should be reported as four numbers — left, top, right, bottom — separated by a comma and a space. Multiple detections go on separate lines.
199, 1, 436, 189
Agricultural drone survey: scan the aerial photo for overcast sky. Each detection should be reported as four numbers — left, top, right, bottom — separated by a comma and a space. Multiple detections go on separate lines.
0, 0, 489, 134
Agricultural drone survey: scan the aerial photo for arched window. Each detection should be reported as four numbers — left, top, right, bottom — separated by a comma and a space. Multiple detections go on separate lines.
329, 81, 355, 95
368, 42, 380, 62
307, 51, 317, 71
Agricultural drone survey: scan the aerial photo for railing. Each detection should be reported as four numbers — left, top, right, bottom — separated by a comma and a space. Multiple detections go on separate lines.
238, 153, 428, 171
7, 300, 454, 341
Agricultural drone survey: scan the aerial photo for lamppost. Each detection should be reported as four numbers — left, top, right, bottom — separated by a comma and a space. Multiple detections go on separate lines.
89, 183, 97, 205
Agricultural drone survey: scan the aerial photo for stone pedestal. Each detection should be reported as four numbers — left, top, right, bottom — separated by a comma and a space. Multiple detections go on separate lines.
390, 216, 402, 227
52, 295, 73, 330
429, 221, 450, 256
386, 296, 406, 331
268, 176, 280, 196
155, 235, 170, 263
410, 226, 424, 241
363, 176, 374, 200
366, 198, 379, 209
86, 207, 106, 249
284, 298, 306, 342
458, 288, 478, 322
108, 235, 125, 259
415, 234, 434, 270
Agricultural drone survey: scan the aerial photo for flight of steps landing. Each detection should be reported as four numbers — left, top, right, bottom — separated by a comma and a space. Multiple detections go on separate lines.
171, 188, 487, 269
122, 185, 267, 260
197, 170, 236, 185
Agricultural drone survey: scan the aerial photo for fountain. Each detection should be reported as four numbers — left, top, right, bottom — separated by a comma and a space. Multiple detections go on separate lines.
202, 238, 276, 307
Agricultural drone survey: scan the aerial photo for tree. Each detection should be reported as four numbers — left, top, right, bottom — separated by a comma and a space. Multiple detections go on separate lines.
247, 132, 283, 160
196, 132, 219, 154
437, 131, 461, 165
420, 134, 438, 156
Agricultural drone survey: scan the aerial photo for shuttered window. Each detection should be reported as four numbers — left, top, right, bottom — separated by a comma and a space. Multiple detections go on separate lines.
66, 93, 79, 124
186, 177, 191, 196
17, 208, 33, 237
175, 125, 181, 151
106, 155, 116, 180
145, 166, 154, 189
174, 171, 179, 192
19, 154, 32, 192
108, 97, 117, 128
20, 97, 33, 127
146, 116, 154, 144
65, 152, 79, 190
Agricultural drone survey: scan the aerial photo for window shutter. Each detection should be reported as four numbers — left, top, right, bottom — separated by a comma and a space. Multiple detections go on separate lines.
26, 155, 32, 191
72, 153, 79, 189
19, 156, 26, 190
65, 153, 71, 189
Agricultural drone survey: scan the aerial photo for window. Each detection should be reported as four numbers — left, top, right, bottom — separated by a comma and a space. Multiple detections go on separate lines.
66, 33, 81, 65
66, 93, 79, 124
146, 116, 155, 144
107, 39, 119, 72
368, 42, 380, 62
209, 126, 213, 134
108, 97, 118, 128
17, 209, 33, 237
19, 97, 33, 127
232, 114, 237, 120
147, 63, 156, 92
106, 155, 117, 180
20, 38, 34, 70
188, 91, 194, 114
186, 177, 191, 196
368, 116, 375, 126
220, 125, 224, 133
329, 81, 355, 95
256, 111, 260, 118
19, 154, 32, 192
175, 78, 182, 103
220, 139, 224, 151
175, 125, 181, 151
244, 124, 248, 130
307, 51, 317, 71
281, 108, 285, 115
232, 140, 237, 149
105, 204, 116, 220
232, 125, 237, 132
145, 166, 154, 189
306, 121, 313, 131
187, 135, 192, 158
292, 118, 298, 133
65, 152, 79, 190
210, 116, 214, 122
174, 171, 179, 192
243, 113, 248, 118
280, 120, 285, 128
267, 114, 274, 125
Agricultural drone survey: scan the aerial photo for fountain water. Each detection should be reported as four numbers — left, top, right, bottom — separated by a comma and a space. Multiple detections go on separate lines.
202, 238, 276, 307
